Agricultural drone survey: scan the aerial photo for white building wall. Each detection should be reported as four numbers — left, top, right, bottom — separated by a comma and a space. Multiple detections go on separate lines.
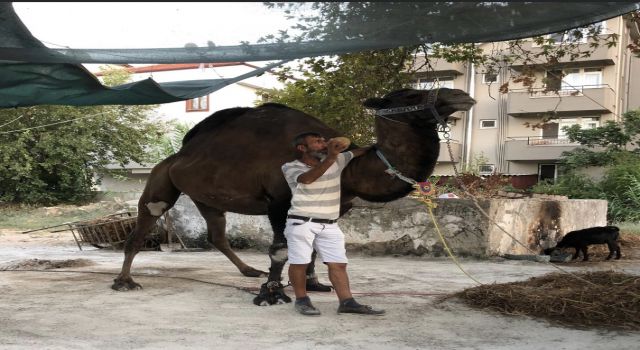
119, 62, 283, 126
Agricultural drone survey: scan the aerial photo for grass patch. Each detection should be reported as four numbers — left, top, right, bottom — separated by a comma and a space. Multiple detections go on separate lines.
614, 222, 640, 236
0, 202, 130, 231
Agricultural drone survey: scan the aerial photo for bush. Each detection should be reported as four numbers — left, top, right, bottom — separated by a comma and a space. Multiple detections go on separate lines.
531, 173, 602, 199
600, 158, 640, 222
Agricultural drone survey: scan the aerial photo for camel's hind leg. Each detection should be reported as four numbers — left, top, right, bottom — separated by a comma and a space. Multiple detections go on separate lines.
112, 161, 181, 291
192, 201, 267, 278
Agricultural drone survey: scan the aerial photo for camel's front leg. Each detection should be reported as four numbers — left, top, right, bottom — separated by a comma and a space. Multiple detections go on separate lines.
305, 251, 333, 292
254, 204, 292, 305
253, 239, 292, 306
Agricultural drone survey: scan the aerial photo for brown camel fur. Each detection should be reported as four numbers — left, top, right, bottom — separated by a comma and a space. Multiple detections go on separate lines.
111, 88, 475, 305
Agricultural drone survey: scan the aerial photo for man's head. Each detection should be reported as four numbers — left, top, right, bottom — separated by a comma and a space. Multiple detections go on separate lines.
292, 132, 327, 160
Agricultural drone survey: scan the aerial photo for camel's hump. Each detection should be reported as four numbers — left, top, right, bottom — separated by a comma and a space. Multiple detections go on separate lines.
181, 104, 305, 146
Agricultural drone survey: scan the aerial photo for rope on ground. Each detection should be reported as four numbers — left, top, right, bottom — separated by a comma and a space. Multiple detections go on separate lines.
415, 193, 483, 285
0, 269, 447, 297
0, 269, 259, 295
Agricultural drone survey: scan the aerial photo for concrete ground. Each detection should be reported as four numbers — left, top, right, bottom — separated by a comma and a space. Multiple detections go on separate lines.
1, 229, 639, 350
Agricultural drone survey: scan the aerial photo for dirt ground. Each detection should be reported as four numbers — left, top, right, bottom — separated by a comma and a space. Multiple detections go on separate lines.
1, 228, 639, 350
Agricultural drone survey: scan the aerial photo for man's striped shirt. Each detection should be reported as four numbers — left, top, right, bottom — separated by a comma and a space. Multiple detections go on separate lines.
281, 152, 354, 220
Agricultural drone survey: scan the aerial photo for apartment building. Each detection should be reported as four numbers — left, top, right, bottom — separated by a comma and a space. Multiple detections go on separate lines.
414, 16, 640, 186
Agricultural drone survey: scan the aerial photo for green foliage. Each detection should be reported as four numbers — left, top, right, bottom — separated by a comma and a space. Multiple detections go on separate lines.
259, 48, 416, 144
560, 110, 640, 170
459, 152, 490, 176
599, 157, 640, 222
0, 68, 164, 205
531, 173, 602, 199
146, 121, 192, 163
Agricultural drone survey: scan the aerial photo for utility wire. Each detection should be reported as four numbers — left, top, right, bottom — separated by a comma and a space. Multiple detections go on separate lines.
0, 111, 108, 135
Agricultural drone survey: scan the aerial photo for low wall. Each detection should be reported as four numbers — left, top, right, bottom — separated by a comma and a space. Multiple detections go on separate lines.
164, 194, 607, 257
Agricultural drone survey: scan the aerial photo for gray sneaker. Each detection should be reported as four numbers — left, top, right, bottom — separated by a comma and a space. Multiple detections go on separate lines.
295, 302, 321, 316
337, 303, 385, 315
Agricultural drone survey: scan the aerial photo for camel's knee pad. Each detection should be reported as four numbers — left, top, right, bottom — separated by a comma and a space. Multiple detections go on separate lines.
269, 243, 288, 263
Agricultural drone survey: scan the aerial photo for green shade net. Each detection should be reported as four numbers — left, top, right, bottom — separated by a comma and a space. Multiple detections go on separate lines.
1, 2, 639, 108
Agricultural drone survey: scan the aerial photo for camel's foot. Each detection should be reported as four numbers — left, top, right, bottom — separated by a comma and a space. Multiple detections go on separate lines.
241, 266, 268, 278
252, 281, 292, 306
306, 278, 333, 292
111, 276, 143, 291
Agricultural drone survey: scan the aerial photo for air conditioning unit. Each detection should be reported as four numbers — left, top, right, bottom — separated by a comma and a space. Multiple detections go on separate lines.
478, 164, 495, 175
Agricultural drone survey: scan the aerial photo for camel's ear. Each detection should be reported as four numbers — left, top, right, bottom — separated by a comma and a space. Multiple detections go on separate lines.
363, 97, 391, 110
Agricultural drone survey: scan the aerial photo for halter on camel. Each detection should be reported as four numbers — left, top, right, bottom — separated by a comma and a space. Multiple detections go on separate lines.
372, 88, 448, 186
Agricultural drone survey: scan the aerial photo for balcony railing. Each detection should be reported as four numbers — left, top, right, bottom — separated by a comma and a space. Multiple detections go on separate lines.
524, 136, 577, 146
510, 84, 611, 98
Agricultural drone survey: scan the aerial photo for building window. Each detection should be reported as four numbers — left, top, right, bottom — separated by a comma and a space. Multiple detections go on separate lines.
480, 119, 497, 129
478, 164, 495, 175
482, 72, 498, 84
543, 21, 606, 45
539, 164, 558, 183
413, 76, 454, 90
545, 67, 603, 91
186, 95, 209, 112
542, 117, 600, 139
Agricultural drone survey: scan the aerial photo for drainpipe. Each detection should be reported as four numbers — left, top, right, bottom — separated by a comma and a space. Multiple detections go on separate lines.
615, 17, 624, 120
463, 59, 476, 168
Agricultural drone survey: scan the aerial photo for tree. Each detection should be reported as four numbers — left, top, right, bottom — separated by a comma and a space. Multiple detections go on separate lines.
0, 67, 165, 205
260, 49, 416, 144
560, 109, 640, 170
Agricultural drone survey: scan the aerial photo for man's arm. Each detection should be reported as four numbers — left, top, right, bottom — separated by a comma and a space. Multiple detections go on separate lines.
296, 140, 344, 184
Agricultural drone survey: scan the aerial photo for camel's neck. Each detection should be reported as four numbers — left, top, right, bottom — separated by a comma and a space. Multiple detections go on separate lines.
341, 118, 440, 202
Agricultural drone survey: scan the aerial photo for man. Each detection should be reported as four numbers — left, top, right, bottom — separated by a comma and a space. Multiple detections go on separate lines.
281, 131, 385, 316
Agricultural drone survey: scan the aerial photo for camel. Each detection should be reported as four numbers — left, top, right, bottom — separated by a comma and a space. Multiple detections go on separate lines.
111, 88, 475, 305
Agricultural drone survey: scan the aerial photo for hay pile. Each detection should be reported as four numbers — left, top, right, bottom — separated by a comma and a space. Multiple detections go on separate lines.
453, 271, 640, 331
0, 258, 93, 271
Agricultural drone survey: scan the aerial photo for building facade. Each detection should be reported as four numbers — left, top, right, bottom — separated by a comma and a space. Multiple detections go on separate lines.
416, 16, 640, 186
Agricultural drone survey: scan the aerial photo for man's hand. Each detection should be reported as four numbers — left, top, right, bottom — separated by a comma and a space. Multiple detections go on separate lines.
328, 137, 350, 155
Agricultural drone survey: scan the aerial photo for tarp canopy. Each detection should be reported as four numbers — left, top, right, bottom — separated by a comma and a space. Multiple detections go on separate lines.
1, 2, 639, 108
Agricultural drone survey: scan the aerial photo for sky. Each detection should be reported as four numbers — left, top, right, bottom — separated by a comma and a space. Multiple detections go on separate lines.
13, 2, 297, 49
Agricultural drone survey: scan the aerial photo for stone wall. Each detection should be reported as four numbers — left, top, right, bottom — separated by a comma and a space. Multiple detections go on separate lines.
164, 194, 608, 257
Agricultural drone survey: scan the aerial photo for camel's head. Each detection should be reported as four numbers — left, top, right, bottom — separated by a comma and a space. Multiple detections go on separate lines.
363, 88, 475, 127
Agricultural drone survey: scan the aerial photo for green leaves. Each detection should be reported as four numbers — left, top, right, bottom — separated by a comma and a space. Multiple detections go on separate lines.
260, 48, 415, 144
0, 70, 164, 205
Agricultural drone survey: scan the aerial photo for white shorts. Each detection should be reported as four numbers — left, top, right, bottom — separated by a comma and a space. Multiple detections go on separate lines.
283, 218, 348, 264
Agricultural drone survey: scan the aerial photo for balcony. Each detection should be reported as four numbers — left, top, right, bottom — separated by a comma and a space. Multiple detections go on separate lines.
437, 140, 461, 163
507, 85, 615, 117
509, 39, 615, 70
411, 56, 466, 78
504, 136, 579, 161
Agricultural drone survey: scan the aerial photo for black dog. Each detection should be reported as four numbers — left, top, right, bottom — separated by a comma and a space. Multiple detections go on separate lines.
543, 226, 621, 261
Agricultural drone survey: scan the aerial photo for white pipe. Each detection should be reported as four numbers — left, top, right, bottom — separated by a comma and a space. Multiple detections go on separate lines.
615, 17, 624, 120
464, 59, 476, 167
